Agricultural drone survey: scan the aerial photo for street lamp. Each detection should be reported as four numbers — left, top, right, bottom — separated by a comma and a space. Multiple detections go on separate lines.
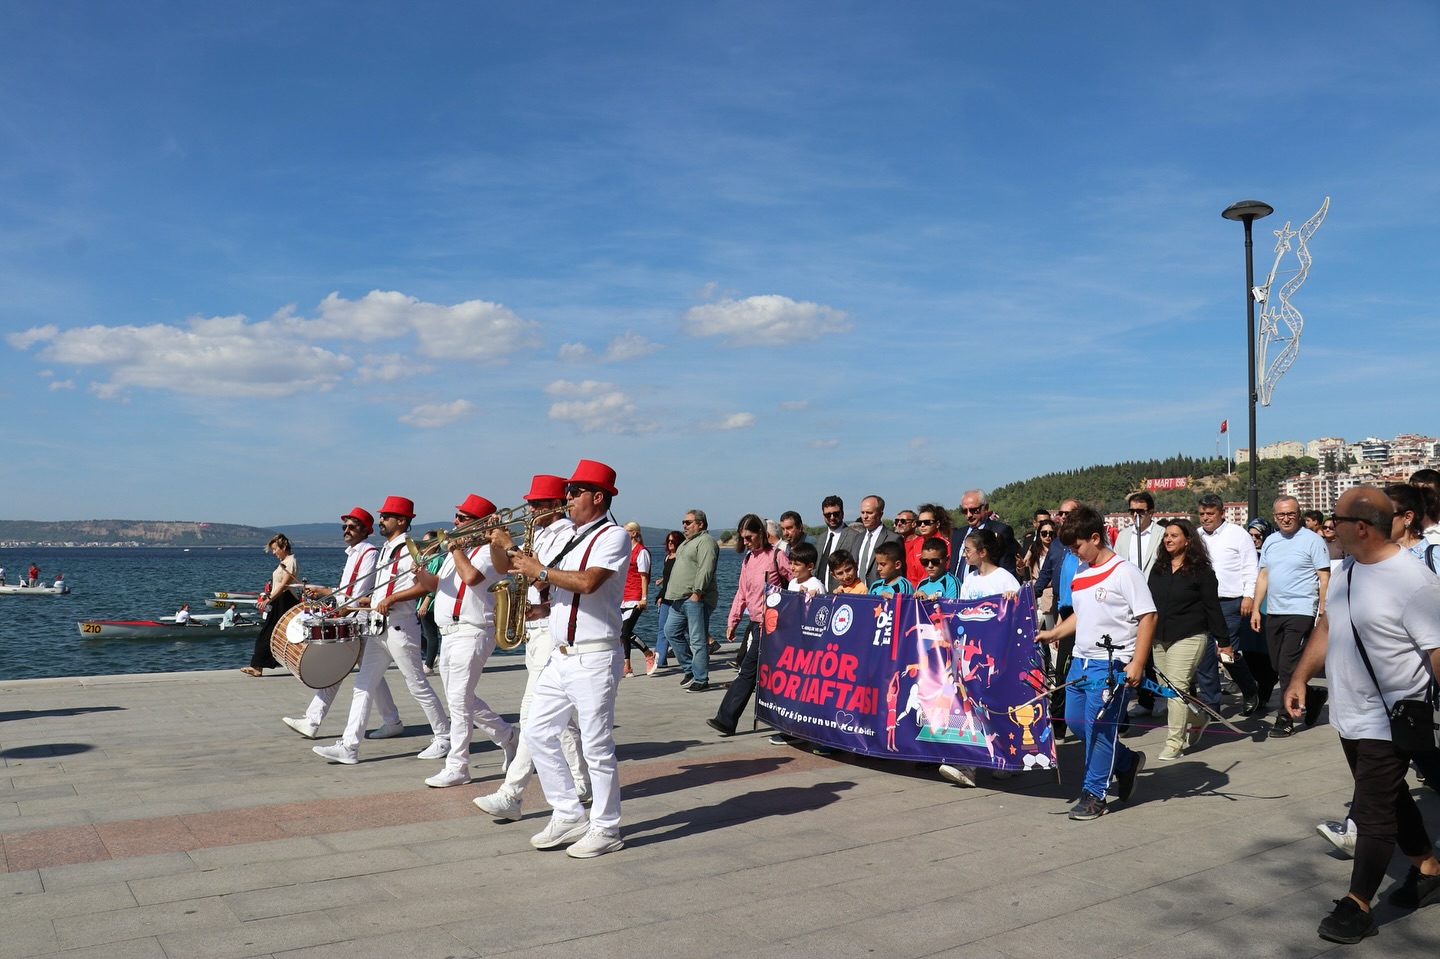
1222, 199, 1274, 522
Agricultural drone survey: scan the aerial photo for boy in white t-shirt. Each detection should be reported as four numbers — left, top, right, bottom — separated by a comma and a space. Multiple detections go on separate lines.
1037, 506, 1156, 821
786, 542, 825, 595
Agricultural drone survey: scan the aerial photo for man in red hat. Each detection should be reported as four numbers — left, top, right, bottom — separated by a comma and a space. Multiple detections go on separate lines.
504, 460, 630, 858
281, 507, 403, 741
314, 495, 452, 766
474, 476, 591, 821
411, 493, 520, 788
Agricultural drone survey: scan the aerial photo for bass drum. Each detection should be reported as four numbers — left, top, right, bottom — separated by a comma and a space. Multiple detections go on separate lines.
269, 605, 363, 689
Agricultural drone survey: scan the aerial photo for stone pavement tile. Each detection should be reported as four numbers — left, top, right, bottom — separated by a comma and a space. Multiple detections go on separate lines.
449, 901, 719, 959
178, 809, 290, 848
447, 897, 629, 953
3, 825, 109, 871
130, 847, 430, 905
157, 911, 348, 959
92, 816, 197, 859
311, 817, 488, 855
38, 851, 195, 892
186, 836, 332, 870
0, 867, 42, 895
270, 925, 479, 959
4, 919, 60, 959
27, 937, 169, 959
51, 895, 234, 951
223, 875, 395, 922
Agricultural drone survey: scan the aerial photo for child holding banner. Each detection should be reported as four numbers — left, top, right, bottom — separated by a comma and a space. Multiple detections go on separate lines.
869, 542, 914, 596
828, 550, 867, 594
914, 537, 959, 600
1036, 506, 1155, 821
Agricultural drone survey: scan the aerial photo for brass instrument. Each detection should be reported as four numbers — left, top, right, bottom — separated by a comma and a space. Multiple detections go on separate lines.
489, 507, 565, 650
403, 505, 533, 567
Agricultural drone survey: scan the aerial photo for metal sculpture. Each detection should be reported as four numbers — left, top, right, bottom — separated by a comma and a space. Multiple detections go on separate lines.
1254, 196, 1329, 406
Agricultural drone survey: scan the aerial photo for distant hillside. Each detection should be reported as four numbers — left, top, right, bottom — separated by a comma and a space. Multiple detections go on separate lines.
987, 454, 1319, 523
0, 519, 278, 546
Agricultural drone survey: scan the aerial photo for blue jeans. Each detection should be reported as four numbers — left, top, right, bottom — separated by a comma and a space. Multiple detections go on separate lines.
654, 601, 674, 665
1064, 656, 1138, 800
663, 598, 714, 682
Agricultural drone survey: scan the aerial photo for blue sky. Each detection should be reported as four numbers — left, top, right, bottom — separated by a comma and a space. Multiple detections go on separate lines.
2, 2, 1437, 528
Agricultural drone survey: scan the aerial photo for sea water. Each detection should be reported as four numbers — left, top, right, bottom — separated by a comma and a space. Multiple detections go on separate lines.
0, 545, 744, 681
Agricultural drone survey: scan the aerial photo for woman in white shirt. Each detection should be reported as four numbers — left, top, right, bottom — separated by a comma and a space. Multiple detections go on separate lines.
958, 529, 1021, 600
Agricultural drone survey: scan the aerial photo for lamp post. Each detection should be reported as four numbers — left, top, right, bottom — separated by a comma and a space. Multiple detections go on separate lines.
1222, 199, 1274, 522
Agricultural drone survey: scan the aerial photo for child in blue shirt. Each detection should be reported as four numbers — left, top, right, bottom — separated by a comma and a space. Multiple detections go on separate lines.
914, 537, 959, 599
868, 541, 915, 596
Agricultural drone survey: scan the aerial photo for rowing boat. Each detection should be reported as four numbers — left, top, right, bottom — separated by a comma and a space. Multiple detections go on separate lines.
0, 584, 70, 596
77, 617, 262, 640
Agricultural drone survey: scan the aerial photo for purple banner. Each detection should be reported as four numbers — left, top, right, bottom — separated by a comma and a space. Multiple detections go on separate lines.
755, 588, 1055, 772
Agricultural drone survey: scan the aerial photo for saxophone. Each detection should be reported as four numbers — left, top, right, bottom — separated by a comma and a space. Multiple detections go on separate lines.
490, 512, 538, 650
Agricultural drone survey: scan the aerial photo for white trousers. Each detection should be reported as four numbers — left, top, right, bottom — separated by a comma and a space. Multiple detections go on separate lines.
340, 619, 449, 750
524, 639, 622, 830
304, 674, 399, 729
437, 620, 515, 772
497, 620, 588, 801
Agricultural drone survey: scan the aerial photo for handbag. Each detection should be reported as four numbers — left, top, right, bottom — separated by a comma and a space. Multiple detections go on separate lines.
1347, 564, 1439, 756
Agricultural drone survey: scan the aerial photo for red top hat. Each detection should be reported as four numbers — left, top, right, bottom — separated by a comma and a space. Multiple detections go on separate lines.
376, 495, 416, 519
568, 459, 618, 497
524, 474, 568, 502
340, 506, 374, 535
455, 494, 497, 520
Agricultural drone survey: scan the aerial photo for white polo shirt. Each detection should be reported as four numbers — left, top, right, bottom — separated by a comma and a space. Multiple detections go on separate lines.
434, 546, 499, 626
547, 518, 630, 644
337, 541, 379, 603
373, 535, 420, 623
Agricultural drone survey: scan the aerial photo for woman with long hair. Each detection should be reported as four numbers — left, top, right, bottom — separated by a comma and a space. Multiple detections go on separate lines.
242, 534, 300, 677
1387, 483, 1433, 565
1147, 519, 1227, 760
957, 528, 1020, 600
709, 514, 790, 735
652, 530, 684, 669
908, 503, 954, 586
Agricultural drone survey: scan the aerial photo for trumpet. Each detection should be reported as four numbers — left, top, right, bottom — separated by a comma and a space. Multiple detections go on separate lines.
403, 505, 533, 567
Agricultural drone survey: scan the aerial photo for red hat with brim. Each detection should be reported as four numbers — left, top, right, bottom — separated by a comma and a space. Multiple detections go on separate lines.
377, 495, 416, 519
455, 494, 497, 520
341, 507, 375, 535
524, 474, 568, 502
568, 459, 618, 497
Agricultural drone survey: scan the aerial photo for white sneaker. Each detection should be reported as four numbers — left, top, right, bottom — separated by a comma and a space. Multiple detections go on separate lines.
366, 721, 405, 739
313, 742, 358, 765
282, 717, 319, 739
566, 825, 624, 859
530, 816, 590, 849
416, 736, 450, 760
500, 727, 519, 774
939, 764, 977, 787
474, 791, 522, 822
425, 767, 470, 788
1317, 819, 1357, 858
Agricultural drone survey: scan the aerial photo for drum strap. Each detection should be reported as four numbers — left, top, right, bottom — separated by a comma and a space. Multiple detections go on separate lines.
451, 546, 483, 622
563, 522, 614, 645
341, 544, 376, 600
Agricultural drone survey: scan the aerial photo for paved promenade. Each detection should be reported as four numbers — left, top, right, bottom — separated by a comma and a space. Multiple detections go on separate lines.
2, 655, 1436, 959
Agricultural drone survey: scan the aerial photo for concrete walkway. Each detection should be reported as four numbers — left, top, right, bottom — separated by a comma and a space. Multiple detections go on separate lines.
2, 654, 1437, 958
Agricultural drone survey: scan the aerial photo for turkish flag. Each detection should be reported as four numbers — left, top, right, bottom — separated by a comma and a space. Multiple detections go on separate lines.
1220, 419, 1228, 434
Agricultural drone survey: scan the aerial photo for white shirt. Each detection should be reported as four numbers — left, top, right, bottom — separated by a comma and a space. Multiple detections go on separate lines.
857, 526, 880, 576
336, 541, 379, 604
175, 608, 191, 625
373, 534, 420, 623
529, 517, 572, 604
1071, 554, 1155, 660
434, 546, 499, 625
959, 567, 1021, 601
547, 518, 630, 643
789, 576, 825, 594
1326, 551, 1440, 740
1198, 521, 1258, 599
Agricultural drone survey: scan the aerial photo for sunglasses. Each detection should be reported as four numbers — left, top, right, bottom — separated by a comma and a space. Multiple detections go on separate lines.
920, 557, 945, 566
962, 506, 985, 514
565, 484, 599, 497
682, 519, 696, 526
917, 518, 936, 526
823, 511, 842, 519
1040, 530, 1055, 537
455, 512, 476, 522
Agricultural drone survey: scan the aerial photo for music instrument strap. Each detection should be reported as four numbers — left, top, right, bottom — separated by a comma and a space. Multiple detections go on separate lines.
561, 522, 614, 645
451, 546, 483, 622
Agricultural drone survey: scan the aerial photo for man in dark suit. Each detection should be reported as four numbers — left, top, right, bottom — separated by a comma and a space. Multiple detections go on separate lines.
950, 489, 1019, 582
815, 495, 863, 590
854, 495, 902, 583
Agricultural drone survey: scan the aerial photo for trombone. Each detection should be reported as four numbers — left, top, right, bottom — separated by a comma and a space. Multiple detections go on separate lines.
403, 504, 565, 567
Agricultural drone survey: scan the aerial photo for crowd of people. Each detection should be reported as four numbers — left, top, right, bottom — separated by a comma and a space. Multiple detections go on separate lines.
246, 470, 1440, 942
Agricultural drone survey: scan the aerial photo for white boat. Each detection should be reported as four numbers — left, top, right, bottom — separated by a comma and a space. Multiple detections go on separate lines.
77, 615, 261, 640
0, 583, 70, 596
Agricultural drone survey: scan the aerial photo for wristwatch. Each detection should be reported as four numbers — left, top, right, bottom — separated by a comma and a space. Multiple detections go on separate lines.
537, 568, 549, 583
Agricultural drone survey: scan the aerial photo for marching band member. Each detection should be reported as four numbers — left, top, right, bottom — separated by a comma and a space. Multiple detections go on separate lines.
281, 507, 404, 740
505, 460, 630, 858
413, 494, 519, 787
473, 475, 590, 821
313, 495, 451, 765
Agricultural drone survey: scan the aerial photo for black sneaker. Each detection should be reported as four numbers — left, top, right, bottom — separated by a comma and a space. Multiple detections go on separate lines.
1271, 716, 1294, 738
1068, 791, 1108, 821
678, 672, 693, 688
1317, 897, 1376, 944
1304, 687, 1329, 727
1115, 752, 1145, 803
705, 717, 734, 737
1388, 865, 1440, 909
686, 681, 710, 693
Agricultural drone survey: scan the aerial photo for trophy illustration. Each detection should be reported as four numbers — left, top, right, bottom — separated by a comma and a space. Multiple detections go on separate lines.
1008, 702, 1039, 747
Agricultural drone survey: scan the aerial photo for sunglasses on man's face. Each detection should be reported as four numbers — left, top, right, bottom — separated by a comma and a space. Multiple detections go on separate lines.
823, 511, 842, 519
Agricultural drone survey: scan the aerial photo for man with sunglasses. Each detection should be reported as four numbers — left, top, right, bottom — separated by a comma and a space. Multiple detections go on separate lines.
894, 510, 920, 545
1284, 486, 1440, 943
661, 508, 720, 691
313, 496, 451, 766
282, 506, 403, 741
951, 490, 1018, 583
474, 475, 590, 824
505, 460, 631, 858
815, 495, 862, 590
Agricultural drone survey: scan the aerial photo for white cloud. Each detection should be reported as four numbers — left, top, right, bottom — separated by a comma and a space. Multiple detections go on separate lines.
810, 438, 839, 449
399, 399, 476, 428
8, 325, 58, 350
909, 437, 929, 449
544, 379, 655, 434
780, 399, 809, 411
684, 294, 851, 345
354, 353, 419, 384
308, 291, 540, 360
558, 331, 663, 364
38, 369, 53, 377
713, 412, 756, 430
48, 379, 75, 391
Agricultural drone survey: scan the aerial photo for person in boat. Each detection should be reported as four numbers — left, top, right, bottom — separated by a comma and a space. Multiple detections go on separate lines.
52, 573, 65, 591
219, 603, 236, 629
28, 563, 40, 587
242, 534, 300, 677
175, 603, 191, 625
